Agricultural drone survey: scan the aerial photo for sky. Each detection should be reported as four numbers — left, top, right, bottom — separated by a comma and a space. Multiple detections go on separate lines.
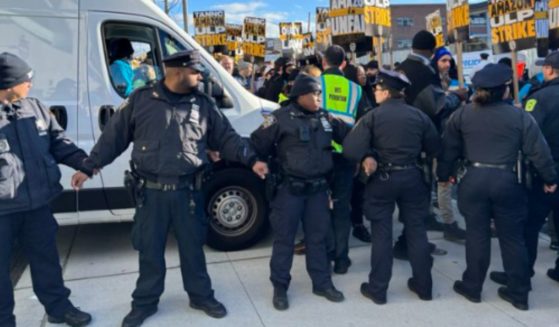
159, 0, 485, 37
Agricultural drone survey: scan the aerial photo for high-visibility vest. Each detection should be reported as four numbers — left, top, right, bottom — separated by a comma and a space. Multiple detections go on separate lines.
278, 92, 288, 104
320, 74, 362, 152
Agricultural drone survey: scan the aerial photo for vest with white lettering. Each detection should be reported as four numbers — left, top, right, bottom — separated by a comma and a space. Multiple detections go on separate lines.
321, 74, 361, 153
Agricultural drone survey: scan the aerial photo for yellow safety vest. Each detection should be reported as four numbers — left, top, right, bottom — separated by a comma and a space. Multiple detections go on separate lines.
321, 74, 362, 152
278, 92, 288, 104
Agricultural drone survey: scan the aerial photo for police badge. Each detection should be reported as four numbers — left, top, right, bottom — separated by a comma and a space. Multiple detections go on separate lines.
261, 115, 277, 128
0, 138, 10, 153
36, 118, 48, 136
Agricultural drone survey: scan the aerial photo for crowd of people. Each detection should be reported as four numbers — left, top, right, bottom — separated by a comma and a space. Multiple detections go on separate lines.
2, 27, 559, 327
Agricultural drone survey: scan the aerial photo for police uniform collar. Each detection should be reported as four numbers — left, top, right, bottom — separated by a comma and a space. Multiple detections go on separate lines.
290, 103, 319, 116
323, 67, 344, 77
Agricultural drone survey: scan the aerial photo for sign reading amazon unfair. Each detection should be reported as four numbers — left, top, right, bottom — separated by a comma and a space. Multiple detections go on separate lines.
243, 17, 266, 60
193, 11, 226, 50
316, 7, 331, 51
489, 0, 536, 54
329, 0, 372, 54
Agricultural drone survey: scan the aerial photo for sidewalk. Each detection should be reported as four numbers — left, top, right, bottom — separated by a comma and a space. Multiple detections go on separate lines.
14, 216, 559, 327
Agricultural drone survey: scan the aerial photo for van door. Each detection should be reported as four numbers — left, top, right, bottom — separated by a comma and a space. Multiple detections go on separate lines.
0, 9, 80, 222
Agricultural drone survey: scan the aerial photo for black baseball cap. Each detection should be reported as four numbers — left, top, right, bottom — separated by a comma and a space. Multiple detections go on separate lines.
535, 51, 559, 69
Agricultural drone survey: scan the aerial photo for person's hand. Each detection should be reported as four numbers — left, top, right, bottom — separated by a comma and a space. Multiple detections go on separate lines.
71, 171, 89, 191
252, 161, 269, 179
544, 184, 557, 194
207, 150, 221, 162
362, 157, 378, 176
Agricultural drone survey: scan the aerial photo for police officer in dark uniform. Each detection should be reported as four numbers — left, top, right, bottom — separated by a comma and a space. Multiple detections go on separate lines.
0, 53, 92, 327
490, 51, 559, 287
437, 64, 557, 311
74, 50, 268, 327
250, 74, 350, 311
343, 70, 440, 304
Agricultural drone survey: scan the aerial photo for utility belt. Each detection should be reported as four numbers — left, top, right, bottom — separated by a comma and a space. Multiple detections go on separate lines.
124, 161, 206, 207
378, 163, 419, 172
284, 175, 329, 196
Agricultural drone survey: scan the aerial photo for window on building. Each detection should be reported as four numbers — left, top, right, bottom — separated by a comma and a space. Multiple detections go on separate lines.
397, 39, 412, 49
396, 17, 414, 27
470, 13, 487, 25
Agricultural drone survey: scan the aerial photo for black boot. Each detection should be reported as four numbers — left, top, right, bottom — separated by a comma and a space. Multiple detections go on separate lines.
497, 287, 528, 311
312, 286, 344, 302
272, 286, 289, 311
190, 298, 227, 318
360, 282, 386, 305
547, 268, 559, 283
47, 306, 92, 327
443, 222, 466, 243
489, 271, 507, 286
407, 278, 432, 301
453, 280, 481, 303
352, 224, 372, 243
121, 307, 157, 327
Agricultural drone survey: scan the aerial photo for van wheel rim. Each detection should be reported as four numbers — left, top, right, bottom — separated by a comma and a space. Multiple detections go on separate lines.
208, 186, 256, 236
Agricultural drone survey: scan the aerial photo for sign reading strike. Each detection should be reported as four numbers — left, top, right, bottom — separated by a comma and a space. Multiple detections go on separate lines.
447, 0, 470, 43
279, 22, 304, 54
426, 10, 445, 48
193, 11, 226, 49
316, 7, 332, 50
225, 24, 242, 54
243, 17, 266, 59
550, 0, 559, 50
489, 0, 536, 54
329, 0, 372, 53
363, 0, 391, 37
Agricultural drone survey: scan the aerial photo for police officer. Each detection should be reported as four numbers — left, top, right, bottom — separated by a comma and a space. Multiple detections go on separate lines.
343, 70, 440, 304
250, 74, 349, 311
0, 53, 92, 326
72, 50, 268, 326
490, 51, 559, 285
437, 64, 557, 311
321, 45, 365, 274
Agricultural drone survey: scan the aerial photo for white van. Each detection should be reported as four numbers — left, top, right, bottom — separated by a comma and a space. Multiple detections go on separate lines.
0, 0, 279, 250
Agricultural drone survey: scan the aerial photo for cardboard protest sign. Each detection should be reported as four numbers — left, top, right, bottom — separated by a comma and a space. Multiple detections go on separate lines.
489, 0, 536, 54
426, 10, 445, 48
447, 0, 470, 43
363, 0, 391, 37
329, 0, 373, 54
535, 0, 550, 56
279, 22, 304, 56
316, 7, 332, 51
193, 11, 226, 53
242, 17, 266, 61
301, 32, 315, 57
226, 24, 243, 56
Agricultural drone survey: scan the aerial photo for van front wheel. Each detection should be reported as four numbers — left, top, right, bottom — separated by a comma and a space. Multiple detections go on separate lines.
204, 168, 268, 251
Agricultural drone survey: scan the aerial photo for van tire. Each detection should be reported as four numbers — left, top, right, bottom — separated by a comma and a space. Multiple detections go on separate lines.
204, 168, 268, 251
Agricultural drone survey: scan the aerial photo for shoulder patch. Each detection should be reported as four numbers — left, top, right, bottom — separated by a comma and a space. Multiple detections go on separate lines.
525, 99, 537, 112
260, 115, 277, 129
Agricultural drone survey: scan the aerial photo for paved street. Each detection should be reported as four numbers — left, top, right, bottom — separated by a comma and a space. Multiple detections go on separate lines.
13, 208, 559, 327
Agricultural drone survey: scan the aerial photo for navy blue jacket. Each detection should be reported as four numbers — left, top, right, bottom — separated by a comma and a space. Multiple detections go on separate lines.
0, 98, 88, 215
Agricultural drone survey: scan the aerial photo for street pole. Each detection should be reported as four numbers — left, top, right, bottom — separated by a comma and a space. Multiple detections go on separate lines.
182, 0, 188, 33
164, 0, 169, 14
454, 30, 465, 88
509, 40, 521, 107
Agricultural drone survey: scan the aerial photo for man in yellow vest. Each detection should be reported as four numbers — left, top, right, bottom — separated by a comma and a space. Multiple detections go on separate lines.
321, 45, 365, 274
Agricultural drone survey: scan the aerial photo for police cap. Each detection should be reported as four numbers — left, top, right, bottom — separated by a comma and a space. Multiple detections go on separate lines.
163, 49, 204, 72
289, 74, 321, 98
374, 69, 411, 92
535, 51, 559, 69
471, 63, 512, 89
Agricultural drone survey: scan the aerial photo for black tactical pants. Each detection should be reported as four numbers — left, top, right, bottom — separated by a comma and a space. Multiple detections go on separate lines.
131, 187, 213, 310
327, 155, 354, 265
362, 169, 433, 297
457, 168, 530, 298
269, 185, 333, 290
0, 206, 72, 327
524, 177, 559, 276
